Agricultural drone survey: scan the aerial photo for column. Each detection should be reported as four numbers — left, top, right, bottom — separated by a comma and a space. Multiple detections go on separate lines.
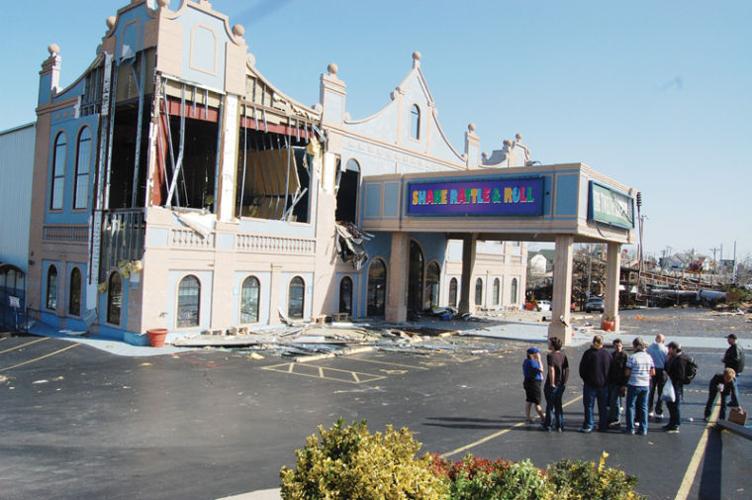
602, 242, 622, 331
385, 233, 410, 322
268, 264, 282, 324
548, 235, 574, 345
458, 234, 478, 315
217, 95, 239, 222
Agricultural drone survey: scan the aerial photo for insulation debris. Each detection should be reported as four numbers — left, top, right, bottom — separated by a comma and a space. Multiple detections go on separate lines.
335, 222, 373, 270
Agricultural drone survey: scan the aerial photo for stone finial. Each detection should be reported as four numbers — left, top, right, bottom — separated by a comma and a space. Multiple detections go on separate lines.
106, 16, 116, 30
412, 50, 421, 68
327, 63, 338, 76
503, 139, 512, 147
515, 132, 523, 141
48, 43, 60, 56
158, 0, 170, 8
232, 24, 245, 38
468, 123, 476, 133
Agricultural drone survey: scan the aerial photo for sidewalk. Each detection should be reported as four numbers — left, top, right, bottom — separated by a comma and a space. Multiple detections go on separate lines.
217, 488, 281, 500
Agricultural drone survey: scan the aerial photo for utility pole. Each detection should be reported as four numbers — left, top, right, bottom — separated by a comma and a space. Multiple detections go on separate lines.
733, 240, 737, 284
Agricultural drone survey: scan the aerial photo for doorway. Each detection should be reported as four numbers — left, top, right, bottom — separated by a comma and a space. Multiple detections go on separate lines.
408, 240, 424, 314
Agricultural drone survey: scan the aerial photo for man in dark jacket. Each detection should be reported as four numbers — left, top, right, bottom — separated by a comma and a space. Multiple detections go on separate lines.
665, 341, 689, 433
579, 335, 612, 432
607, 338, 629, 427
704, 368, 738, 421
723, 334, 744, 407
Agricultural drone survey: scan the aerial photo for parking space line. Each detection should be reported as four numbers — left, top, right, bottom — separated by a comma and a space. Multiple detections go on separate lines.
440, 395, 584, 459
0, 343, 79, 372
674, 402, 721, 500
346, 358, 430, 371
0, 337, 49, 355
261, 362, 386, 385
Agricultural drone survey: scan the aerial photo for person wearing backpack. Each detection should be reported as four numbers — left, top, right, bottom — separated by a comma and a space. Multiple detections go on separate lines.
665, 341, 692, 433
723, 334, 744, 407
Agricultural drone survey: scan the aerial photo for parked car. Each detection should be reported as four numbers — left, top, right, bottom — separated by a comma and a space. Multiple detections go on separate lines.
584, 296, 605, 313
536, 300, 551, 312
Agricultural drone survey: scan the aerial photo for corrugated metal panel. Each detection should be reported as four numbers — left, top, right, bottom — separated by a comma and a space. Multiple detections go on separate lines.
0, 122, 36, 273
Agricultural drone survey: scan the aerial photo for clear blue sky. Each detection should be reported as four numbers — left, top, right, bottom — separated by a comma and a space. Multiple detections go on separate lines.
2, 0, 750, 260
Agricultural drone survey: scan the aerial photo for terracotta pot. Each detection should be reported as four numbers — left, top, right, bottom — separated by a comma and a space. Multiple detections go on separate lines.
601, 319, 616, 332
147, 328, 168, 347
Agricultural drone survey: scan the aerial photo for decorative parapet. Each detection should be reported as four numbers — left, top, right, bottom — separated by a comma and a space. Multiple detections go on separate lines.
43, 225, 89, 243
235, 234, 315, 255
170, 228, 216, 249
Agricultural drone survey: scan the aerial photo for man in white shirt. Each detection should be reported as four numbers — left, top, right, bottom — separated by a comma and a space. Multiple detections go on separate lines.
625, 337, 656, 435
646, 334, 668, 420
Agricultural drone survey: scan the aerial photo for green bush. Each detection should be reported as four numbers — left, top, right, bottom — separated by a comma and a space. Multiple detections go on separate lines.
279, 419, 448, 500
546, 452, 645, 500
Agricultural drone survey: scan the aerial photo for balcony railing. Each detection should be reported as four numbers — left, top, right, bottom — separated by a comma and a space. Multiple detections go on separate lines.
100, 209, 145, 280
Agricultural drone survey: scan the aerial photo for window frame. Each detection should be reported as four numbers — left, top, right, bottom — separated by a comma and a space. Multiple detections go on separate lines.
474, 277, 483, 306
288, 276, 306, 320
68, 267, 82, 317
176, 275, 201, 328
106, 271, 123, 326
73, 126, 92, 210
45, 265, 58, 311
339, 276, 353, 316
367, 258, 387, 317
240, 275, 261, 324
410, 104, 421, 140
493, 278, 501, 306
50, 132, 67, 211
448, 277, 458, 308
510, 278, 519, 304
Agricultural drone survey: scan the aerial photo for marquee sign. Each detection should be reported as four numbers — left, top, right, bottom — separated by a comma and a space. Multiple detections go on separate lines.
406, 177, 544, 217
588, 181, 634, 229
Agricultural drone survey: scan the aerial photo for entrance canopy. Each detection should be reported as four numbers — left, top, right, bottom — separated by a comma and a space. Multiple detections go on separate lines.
360, 163, 636, 244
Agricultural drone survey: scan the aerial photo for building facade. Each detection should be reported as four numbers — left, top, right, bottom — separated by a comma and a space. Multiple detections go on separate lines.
26, 0, 532, 343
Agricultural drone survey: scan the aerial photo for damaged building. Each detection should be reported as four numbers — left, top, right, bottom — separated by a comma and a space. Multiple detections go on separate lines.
24, 0, 576, 344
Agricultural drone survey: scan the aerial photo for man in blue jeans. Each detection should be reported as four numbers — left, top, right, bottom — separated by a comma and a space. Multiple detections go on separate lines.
543, 336, 570, 432
578, 335, 611, 433
625, 337, 655, 435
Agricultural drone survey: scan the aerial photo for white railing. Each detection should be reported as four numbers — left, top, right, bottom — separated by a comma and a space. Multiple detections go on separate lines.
43, 225, 89, 243
169, 229, 216, 250
235, 234, 315, 255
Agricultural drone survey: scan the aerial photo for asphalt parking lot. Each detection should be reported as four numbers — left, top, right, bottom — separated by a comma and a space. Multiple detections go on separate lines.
0, 308, 750, 499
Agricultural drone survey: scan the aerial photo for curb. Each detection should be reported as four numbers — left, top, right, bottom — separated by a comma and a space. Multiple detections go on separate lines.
716, 419, 752, 440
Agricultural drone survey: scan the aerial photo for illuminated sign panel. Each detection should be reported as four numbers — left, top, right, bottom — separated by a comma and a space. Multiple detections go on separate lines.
588, 182, 634, 229
406, 177, 544, 217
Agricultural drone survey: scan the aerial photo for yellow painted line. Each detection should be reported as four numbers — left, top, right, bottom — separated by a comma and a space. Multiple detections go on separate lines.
318, 366, 324, 378
347, 358, 430, 370
441, 395, 583, 459
261, 362, 386, 385
0, 343, 79, 372
287, 363, 294, 373
674, 402, 721, 500
352, 371, 360, 383
0, 337, 49, 355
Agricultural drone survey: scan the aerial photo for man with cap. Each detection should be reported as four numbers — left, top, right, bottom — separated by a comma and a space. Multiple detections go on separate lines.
579, 335, 612, 433
665, 341, 689, 433
646, 334, 668, 421
723, 334, 744, 407
624, 337, 655, 435
522, 346, 545, 425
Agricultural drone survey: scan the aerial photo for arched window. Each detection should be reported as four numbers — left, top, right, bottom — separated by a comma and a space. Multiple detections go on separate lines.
51, 132, 67, 210
107, 272, 122, 325
288, 276, 305, 319
448, 278, 458, 308
367, 258, 387, 317
177, 275, 200, 327
339, 276, 353, 315
410, 104, 421, 140
474, 278, 483, 306
425, 262, 440, 309
493, 278, 501, 306
510, 278, 519, 304
240, 276, 260, 323
73, 127, 91, 209
69, 267, 82, 316
46, 265, 58, 310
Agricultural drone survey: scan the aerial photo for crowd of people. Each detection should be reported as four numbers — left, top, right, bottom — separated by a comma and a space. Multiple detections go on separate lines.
522, 332, 745, 434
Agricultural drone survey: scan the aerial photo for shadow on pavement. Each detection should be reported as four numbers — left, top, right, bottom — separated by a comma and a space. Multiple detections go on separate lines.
699, 428, 723, 499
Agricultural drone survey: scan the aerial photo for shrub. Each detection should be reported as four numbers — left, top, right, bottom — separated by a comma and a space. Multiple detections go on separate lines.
546, 452, 645, 500
279, 419, 448, 500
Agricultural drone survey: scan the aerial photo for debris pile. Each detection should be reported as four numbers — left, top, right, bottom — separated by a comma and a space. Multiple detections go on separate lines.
335, 222, 373, 270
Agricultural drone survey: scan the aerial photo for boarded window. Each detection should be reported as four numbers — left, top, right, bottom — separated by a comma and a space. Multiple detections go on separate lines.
448, 278, 458, 307
474, 278, 483, 306
493, 278, 500, 306
51, 133, 66, 210
177, 275, 200, 327
288, 276, 305, 319
46, 265, 58, 310
69, 268, 82, 316
510, 278, 518, 304
410, 105, 421, 140
240, 276, 260, 323
107, 272, 122, 325
367, 259, 386, 317
339, 276, 353, 315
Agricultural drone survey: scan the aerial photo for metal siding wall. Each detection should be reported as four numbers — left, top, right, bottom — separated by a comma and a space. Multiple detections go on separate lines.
0, 124, 35, 272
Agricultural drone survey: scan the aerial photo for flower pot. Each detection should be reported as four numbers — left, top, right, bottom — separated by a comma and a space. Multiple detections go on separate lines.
147, 328, 168, 347
601, 319, 616, 332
